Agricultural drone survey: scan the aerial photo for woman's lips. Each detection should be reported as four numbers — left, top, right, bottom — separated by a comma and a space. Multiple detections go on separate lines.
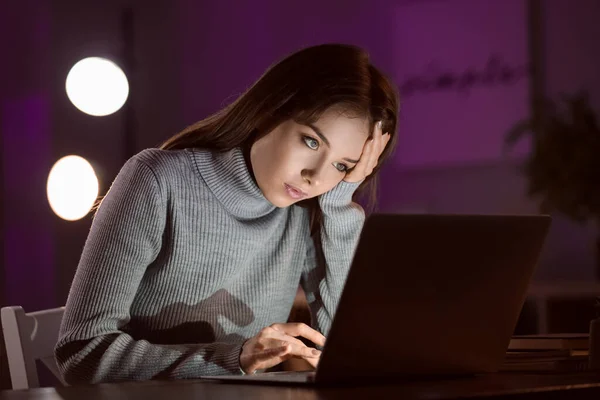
284, 183, 308, 200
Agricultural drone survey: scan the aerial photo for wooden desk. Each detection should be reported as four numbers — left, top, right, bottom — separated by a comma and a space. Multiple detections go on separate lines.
2, 372, 600, 400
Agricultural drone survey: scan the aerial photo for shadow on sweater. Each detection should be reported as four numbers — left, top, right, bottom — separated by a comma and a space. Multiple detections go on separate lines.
125, 289, 255, 345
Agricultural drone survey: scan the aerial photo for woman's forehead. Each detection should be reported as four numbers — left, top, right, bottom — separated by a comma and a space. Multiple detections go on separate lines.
313, 109, 370, 137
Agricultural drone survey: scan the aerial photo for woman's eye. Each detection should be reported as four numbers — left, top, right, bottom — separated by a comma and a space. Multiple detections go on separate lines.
334, 163, 348, 173
303, 136, 319, 150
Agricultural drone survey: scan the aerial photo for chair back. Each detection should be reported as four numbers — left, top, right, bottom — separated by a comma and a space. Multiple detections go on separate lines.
1, 306, 66, 389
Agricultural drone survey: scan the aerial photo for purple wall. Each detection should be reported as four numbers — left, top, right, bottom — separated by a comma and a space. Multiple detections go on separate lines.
0, 1, 55, 309
545, 0, 600, 109
2, 97, 55, 310
391, 0, 530, 167
175, 0, 395, 126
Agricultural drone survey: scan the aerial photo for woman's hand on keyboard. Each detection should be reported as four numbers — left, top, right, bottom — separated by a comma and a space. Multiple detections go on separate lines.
239, 322, 325, 374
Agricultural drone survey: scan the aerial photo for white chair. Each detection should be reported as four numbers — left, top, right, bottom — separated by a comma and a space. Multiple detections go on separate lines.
1, 306, 67, 389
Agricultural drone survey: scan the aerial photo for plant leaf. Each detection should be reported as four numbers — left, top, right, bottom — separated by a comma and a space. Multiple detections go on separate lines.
504, 119, 531, 151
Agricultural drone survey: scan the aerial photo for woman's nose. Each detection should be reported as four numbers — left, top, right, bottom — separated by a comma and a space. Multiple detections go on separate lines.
301, 164, 325, 187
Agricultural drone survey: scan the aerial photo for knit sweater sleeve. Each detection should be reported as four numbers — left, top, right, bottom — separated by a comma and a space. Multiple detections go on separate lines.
55, 154, 243, 385
300, 181, 365, 336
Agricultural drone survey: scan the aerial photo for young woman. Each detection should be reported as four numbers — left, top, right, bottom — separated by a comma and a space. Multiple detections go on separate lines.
55, 43, 400, 384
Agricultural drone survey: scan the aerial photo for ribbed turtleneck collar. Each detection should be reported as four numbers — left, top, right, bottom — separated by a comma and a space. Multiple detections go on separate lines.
188, 147, 276, 219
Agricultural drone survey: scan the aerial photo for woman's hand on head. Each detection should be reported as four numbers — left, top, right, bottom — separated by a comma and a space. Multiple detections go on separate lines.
343, 121, 391, 183
239, 323, 325, 374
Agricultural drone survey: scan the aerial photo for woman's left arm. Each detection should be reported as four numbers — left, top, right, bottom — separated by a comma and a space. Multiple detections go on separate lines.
300, 181, 365, 337
300, 122, 390, 336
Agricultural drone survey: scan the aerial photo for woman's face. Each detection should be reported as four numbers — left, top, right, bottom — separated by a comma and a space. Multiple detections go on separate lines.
250, 107, 370, 207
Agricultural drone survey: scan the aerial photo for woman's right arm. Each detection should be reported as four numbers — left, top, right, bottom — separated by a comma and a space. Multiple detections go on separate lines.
55, 154, 244, 384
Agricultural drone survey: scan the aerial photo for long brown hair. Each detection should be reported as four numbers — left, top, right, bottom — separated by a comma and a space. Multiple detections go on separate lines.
96, 44, 399, 234
161, 44, 400, 229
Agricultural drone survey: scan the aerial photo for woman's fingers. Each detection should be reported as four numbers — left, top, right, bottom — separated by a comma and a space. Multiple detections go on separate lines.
241, 341, 290, 373
343, 136, 374, 183
247, 342, 321, 373
270, 322, 326, 347
343, 121, 391, 183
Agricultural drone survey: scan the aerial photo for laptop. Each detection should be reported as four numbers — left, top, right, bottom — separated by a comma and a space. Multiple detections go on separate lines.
202, 213, 551, 385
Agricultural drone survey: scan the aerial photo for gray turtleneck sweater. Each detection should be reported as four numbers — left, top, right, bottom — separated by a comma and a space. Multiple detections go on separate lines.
55, 147, 364, 384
